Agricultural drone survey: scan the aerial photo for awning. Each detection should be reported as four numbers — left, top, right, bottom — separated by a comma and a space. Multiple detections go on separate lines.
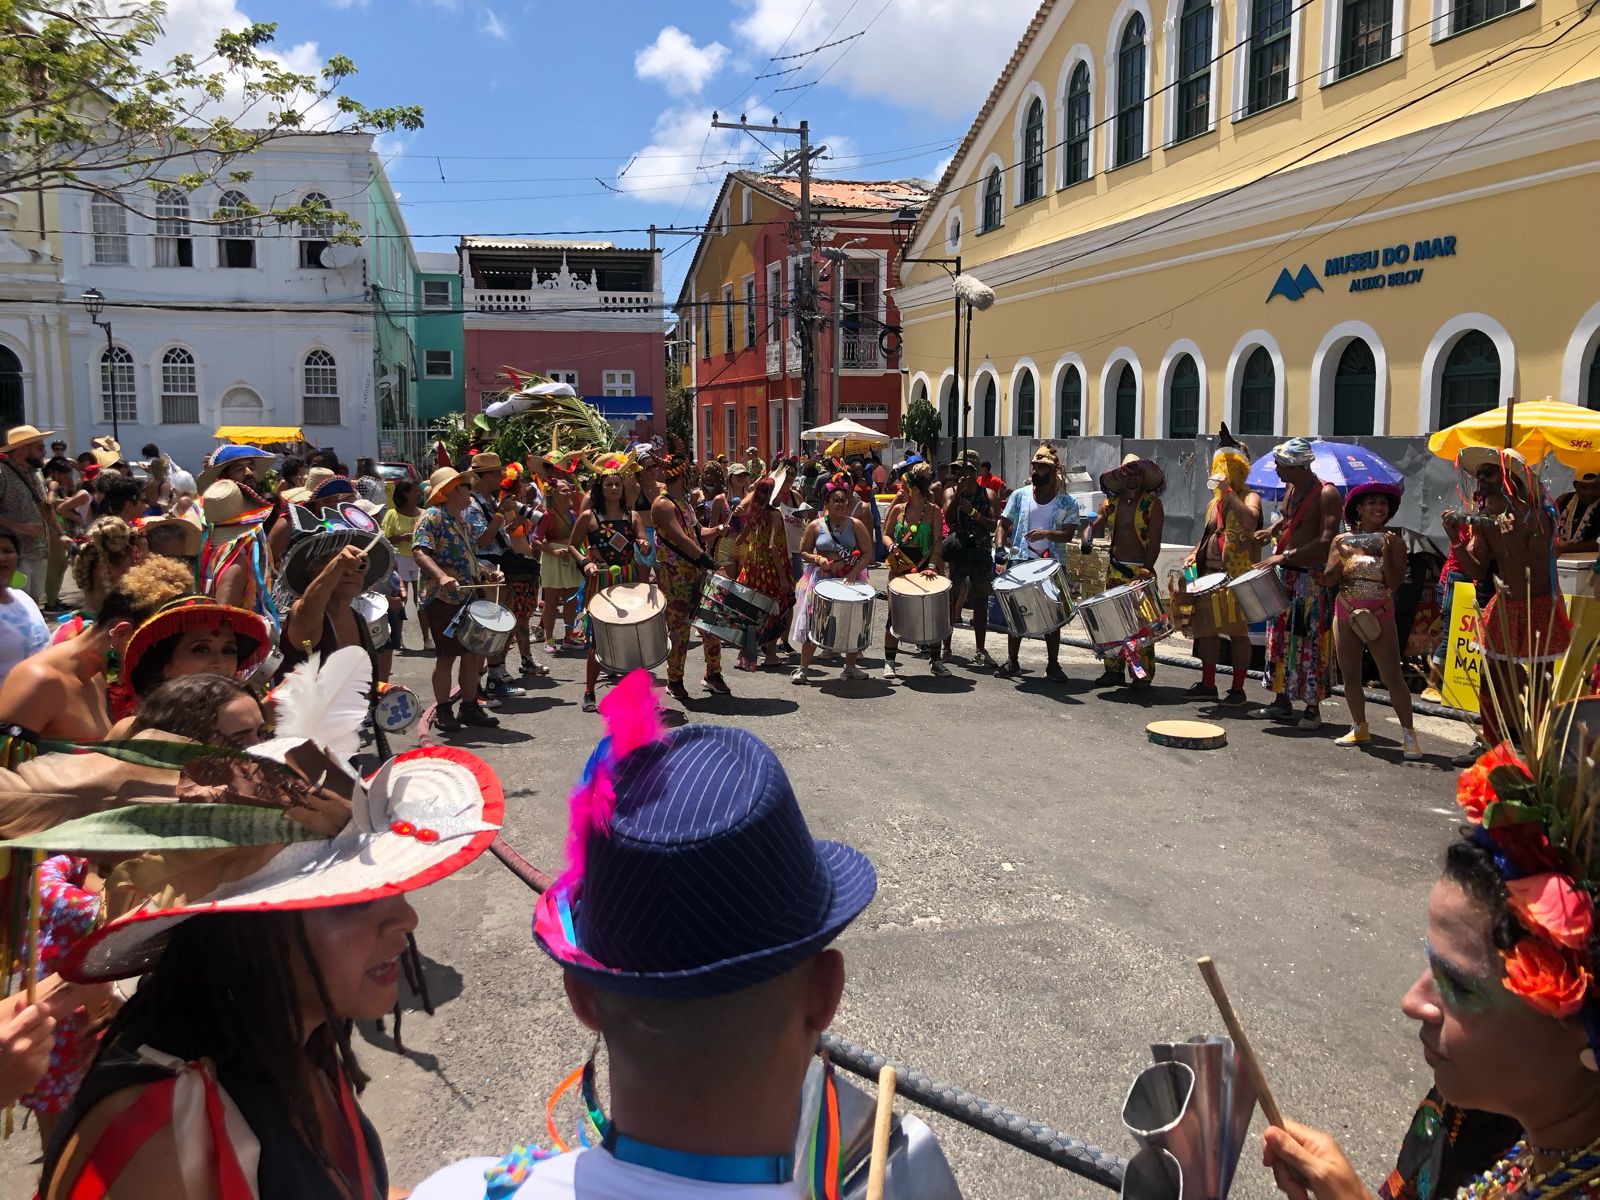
587, 395, 653, 422
214, 425, 305, 445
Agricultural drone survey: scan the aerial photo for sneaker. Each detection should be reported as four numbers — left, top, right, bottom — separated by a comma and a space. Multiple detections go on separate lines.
1335, 723, 1371, 746
484, 676, 526, 701
458, 701, 499, 728
996, 660, 1020, 678
432, 703, 461, 732
882, 660, 899, 681
479, 690, 502, 709
582, 691, 598, 713
1297, 704, 1322, 731
1453, 739, 1487, 768
665, 680, 691, 703
1221, 688, 1250, 707
1045, 664, 1069, 683
1186, 682, 1219, 701
930, 658, 950, 677
842, 664, 869, 681
1420, 686, 1444, 704
1402, 729, 1424, 761
973, 649, 995, 668
702, 672, 732, 696
790, 667, 812, 685
1093, 668, 1124, 687
1252, 701, 1293, 721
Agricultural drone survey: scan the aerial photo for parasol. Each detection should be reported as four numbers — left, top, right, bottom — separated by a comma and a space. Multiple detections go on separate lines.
825, 437, 884, 456
802, 419, 890, 446
1244, 440, 1403, 500
1427, 397, 1600, 472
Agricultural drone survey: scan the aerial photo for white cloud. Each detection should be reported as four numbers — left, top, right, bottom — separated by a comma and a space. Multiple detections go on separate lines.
326, 0, 366, 8
477, 7, 508, 38
732, 0, 1038, 119
615, 98, 778, 208
634, 26, 731, 97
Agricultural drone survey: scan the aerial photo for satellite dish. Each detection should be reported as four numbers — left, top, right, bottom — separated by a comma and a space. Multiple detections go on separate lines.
377, 373, 398, 391
319, 243, 360, 270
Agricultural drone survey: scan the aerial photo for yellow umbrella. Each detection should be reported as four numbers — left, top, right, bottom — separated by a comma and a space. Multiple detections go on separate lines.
824, 437, 882, 457
1428, 398, 1600, 471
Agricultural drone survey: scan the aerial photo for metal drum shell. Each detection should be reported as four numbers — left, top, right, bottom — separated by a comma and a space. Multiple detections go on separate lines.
994, 558, 1074, 638
1187, 572, 1231, 639
888, 574, 953, 646
351, 592, 390, 647
808, 580, 876, 653
455, 600, 515, 658
691, 572, 777, 643
1079, 579, 1172, 651
589, 584, 669, 675
1228, 565, 1291, 624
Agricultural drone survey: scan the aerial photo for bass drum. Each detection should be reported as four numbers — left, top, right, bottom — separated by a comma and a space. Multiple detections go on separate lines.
888, 573, 952, 647
1078, 577, 1172, 653
588, 583, 668, 675
808, 580, 876, 654
993, 558, 1072, 638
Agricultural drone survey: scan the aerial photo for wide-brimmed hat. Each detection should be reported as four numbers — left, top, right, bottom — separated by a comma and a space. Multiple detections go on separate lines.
424, 466, 473, 506
198, 444, 275, 491
1031, 444, 1060, 467
470, 452, 503, 474
17, 741, 502, 984
1101, 453, 1165, 495
0, 424, 54, 453
282, 466, 336, 504
135, 511, 204, 558
309, 474, 382, 518
588, 451, 638, 478
533, 672, 876, 998
1344, 480, 1404, 527
123, 595, 271, 698
200, 481, 272, 543
93, 448, 128, 471
280, 524, 394, 597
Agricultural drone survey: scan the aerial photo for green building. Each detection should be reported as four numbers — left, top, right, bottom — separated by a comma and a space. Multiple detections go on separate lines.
415, 250, 464, 424
366, 161, 421, 462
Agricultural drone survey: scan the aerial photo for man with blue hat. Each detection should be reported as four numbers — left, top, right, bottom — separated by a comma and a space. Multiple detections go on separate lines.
197, 443, 276, 492
414, 672, 879, 1199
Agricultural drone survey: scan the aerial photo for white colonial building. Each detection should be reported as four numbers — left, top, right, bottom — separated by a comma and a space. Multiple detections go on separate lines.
58, 133, 380, 467
0, 190, 72, 437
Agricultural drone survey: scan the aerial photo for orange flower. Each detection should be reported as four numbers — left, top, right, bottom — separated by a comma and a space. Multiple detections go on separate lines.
1502, 938, 1591, 1018
1506, 873, 1594, 950
1456, 765, 1495, 824
1477, 741, 1529, 773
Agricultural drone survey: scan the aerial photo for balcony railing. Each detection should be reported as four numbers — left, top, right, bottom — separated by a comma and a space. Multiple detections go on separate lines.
765, 340, 782, 378
466, 287, 660, 315
842, 335, 882, 371
784, 336, 801, 375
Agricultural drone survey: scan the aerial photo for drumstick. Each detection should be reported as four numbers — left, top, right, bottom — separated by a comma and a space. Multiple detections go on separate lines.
1197, 956, 1284, 1128
360, 529, 384, 555
865, 1065, 896, 1200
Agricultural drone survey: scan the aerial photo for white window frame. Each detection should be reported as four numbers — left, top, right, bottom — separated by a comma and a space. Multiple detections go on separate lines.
1417, 312, 1515, 432
216, 189, 256, 269
1224, 330, 1287, 436
153, 186, 194, 268
718, 197, 730, 236
740, 186, 753, 226
1155, 339, 1209, 437
743, 274, 757, 348
1048, 354, 1090, 438
944, 210, 963, 254
1164, 0, 1221, 143
765, 262, 783, 341
1098, 349, 1145, 436
974, 153, 1006, 234
297, 191, 336, 270
302, 347, 341, 426
1104, 0, 1155, 171
1009, 358, 1041, 436
724, 404, 737, 457
1311, 321, 1389, 434
1427, 0, 1530, 42
423, 349, 454, 378
99, 344, 138, 424
1055, 47, 1097, 189
602, 369, 635, 397
546, 369, 580, 389
422, 279, 452, 308
1231, 0, 1305, 119
1560, 301, 1600, 406
1320, 0, 1404, 82
159, 345, 200, 425
721, 284, 734, 354
90, 193, 130, 265
1011, 82, 1051, 206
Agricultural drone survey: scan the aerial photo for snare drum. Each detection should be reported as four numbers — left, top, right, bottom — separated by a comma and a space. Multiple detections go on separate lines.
1228, 565, 1290, 623
352, 591, 390, 647
993, 558, 1072, 638
1187, 572, 1240, 639
453, 600, 515, 657
691, 573, 777, 645
588, 583, 668, 675
373, 683, 421, 734
1077, 577, 1172, 653
808, 579, 875, 654
888, 573, 952, 646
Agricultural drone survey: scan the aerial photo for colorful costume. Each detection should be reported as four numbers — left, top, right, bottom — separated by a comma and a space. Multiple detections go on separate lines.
1196, 444, 1257, 635
413, 504, 483, 655
1378, 1090, 1519, 1200
1264, 472, 1335, 704
791, 515, 868, 644
732, 507, 794, 664
20, 855, 101, 1116
657, 495, 720, 685
1478, 591, 1573, 665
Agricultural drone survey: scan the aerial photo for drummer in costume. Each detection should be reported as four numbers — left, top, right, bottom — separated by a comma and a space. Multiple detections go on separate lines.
466, 453, 526, 705
533, 475, 582, 656
942, 458, 998, 667
198, 479, 279, 633
998, 444, 1081, 682
727, 473, 794, 670
790, 474, 873, 685
1252, 437, 1341, 730
881, 462, 948, 681
414, 466, 503, 733
1082, 454, 1166, 688
1554, 468, 1600, 558
1325, 481, 1423, 759
497, 463, 550, 676
1183, 428, 1261, 704
412, 673, 895, 1200
651, 451, 728, 703
569, 453, 649, 714
278, 521, 393, 675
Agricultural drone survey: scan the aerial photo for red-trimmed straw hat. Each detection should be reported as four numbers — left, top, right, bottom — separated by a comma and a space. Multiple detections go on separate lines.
122, 595, 271, 698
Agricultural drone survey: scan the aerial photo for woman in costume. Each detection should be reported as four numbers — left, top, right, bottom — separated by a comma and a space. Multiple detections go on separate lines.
1084, 455, 1166, 687
496, 465, 546, 676
119, 595, 271, 718
729, 473, 794, 671
711, 462, 750, 575
199, 479, 280, 635
534, 475, 583, 656
49, 516, 136, 645
1324, 481, 1422, 759
881, 462, 948, 681
414, 466, 501, 733
1259, 710, 1600, 1200
568, 454, 648, 714
1183, 429, 1262, 705
790, 475, 873, 685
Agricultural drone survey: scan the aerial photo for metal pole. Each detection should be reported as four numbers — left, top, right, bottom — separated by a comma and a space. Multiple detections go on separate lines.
831, 258, 843, 425
103, 321, 119, 444
962, 304, 974, 461
797, 119, 816, 431
951, 255, 961, 461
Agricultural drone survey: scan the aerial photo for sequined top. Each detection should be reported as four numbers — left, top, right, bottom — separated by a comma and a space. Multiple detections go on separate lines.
1340, 532, 1392, 602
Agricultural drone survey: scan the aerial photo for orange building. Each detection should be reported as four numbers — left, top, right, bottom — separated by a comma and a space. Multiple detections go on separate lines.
675, 173, 927, 462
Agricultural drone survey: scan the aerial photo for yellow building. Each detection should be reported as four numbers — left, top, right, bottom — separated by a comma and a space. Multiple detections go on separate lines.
895, 0, 1600, 442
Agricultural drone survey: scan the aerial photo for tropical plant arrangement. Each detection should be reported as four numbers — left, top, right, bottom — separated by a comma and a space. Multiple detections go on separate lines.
434, 369, 620, 466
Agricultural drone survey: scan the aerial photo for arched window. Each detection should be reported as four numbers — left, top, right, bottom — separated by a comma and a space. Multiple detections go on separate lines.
1057, 364, 1082, 436
217, 189, 256, 269
982, 168, 1003, 232
1238, 347, 1275, 436
0, 345, 23, 429
1015, 370, 1036, 436
1169, 354, 1200, 437
1438, 331, 1500, 427
100, 346, 136, 424
153, 187, 193, 268
221, 386, 264, 422
90, 193, 129, 265
1246, 0, 1293, 114
160, 347, 198, 425
1115, 15, 1147, 167
1332, 339, 1376, 435
1022, 98, 1045, 203
1065, 64, 1092, 186
1176, 0, 1214, 141
980, 375, 997, 436
1114, 363, 1138, 437
298, 192, 335, 269
1587, 348, 1600, 411
303, 348, 340, 425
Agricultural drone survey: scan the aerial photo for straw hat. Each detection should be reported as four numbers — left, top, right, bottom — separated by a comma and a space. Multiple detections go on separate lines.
135, 511, 204, 558
198, 444, 275, 491
123, 595, 272, 698
0, 424, 54, 453
282, 465, 336, 504
93, 447, 127, 471
470, 451, 503, 474
200, 480, 272, 543
424, 466, 473, 506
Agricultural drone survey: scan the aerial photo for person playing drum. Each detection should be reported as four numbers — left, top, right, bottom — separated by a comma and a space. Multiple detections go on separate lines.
942, 458, 999, 668
569, 454, 650, 714
651, 452, 727, 704
1183, 430, 1261, 705
414, 466, 503, 733
791, 475, 873, 685
881, 462, 947, 681
1082, 455, 1166, 688
730, 474, 793, 671
1325, 481, 1421, 759
998, 444, 1081, 682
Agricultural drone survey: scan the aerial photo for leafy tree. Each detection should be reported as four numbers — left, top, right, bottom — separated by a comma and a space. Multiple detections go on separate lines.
900, 393, 941, 461
664, 335, 693, 453
0, 1, 422, 236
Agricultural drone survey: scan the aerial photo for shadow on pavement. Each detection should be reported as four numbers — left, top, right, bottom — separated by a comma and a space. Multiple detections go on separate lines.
1011, 678, 1087, 705
685, 696, 802, 717
900, 675, 976, 695
816, 679, 895, 699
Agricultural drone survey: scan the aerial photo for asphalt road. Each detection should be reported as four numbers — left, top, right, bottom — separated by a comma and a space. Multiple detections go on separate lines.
1, 592, 1478, 1200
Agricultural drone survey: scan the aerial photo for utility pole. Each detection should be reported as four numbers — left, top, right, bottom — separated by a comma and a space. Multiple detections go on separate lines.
712, 113, 826, 432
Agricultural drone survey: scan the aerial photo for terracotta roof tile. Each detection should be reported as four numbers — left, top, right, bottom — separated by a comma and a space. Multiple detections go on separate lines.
745, 173, 932, 211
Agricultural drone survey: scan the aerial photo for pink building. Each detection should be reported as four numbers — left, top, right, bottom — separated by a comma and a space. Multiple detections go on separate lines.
459, 237, 666, 435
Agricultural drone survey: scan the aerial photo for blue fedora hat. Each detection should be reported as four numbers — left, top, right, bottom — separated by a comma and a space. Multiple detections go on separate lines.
534, 723, 876, 998
197, 443, 275, 490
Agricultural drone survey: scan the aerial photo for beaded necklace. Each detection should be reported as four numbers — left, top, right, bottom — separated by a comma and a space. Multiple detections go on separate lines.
1462, 1134, 1600, 1200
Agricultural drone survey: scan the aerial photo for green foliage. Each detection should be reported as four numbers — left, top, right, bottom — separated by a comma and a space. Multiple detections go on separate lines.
434, 374, 620, 468
0, 803, 325, 852
1, 1, 423, 237
900, 394, 942, 460
664, 339, 693, 454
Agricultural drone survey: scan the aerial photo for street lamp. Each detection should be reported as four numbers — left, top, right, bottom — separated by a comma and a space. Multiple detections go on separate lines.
891, 205, 973, 459
820, 237, 867, 426
81, 289, 118, 443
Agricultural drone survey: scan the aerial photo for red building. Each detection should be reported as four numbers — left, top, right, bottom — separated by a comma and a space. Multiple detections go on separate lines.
675, 173, 929, 463
459, 237, 665, 435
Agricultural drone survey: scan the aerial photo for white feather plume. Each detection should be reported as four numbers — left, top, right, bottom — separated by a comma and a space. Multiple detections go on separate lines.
266, 646, 372, 767
953, 273, 996, 311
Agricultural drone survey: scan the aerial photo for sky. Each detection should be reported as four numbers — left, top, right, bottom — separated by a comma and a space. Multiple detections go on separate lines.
145, 0, 1043, 300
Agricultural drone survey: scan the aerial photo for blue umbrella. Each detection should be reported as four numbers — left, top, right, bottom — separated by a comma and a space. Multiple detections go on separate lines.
1244, 440, 1404, 500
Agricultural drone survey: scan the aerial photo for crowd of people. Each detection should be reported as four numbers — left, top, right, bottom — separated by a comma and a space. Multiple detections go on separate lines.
0, 416, 1593, 1199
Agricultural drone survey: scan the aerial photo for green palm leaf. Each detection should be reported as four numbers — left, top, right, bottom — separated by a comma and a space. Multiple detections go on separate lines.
0, 804, 329, 852
35, 739, 243, 771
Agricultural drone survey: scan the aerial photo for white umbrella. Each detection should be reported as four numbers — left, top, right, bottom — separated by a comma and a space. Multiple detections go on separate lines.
800, 419, 890, 445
